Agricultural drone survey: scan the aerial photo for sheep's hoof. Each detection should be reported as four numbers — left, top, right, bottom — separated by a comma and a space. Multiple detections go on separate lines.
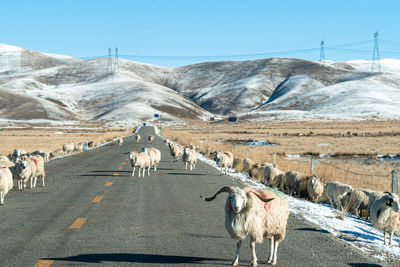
232, 261, 238, 266
251, 263, 257, 267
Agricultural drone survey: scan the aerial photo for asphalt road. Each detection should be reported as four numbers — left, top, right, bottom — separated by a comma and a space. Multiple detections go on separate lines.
0, 126, 389, 267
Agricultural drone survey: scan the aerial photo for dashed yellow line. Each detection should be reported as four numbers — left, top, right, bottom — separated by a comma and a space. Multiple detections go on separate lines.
113, 173, 120, 176
122, 162, 127, 165
69, 218, 87, 229
105, 182, 113, 187
117, 166, 124, 170
92, 195, 104, 203
34, 260, 54, 267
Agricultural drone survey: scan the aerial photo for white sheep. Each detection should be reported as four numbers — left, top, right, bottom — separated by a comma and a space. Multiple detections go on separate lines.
27, 155, 46, 188
74, 143, 84, 152
326, 181, 354, 211
62, 142, 75, 154
148, 135, 154, 143
264, 164, 285, 189
307, 176, 324, 202
0, 166, 13, 205
370, 192, 400, 246
201, 186, 289, 266
136, 134, 141, 143
8, 148, 27, 163
214, 151, 234, 175
342, 189, 370, 217
182, 148, 197, 171
129, 151, 151, 177
168, 142, 184, 162
142, 147, 161, 172
29, 150, 50, 163
118, 138, 123, 145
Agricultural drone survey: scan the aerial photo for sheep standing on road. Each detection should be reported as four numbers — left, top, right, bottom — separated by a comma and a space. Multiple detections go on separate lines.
135, 135, 141, 143
182, 148, 197, 171
118, 138, 123, 145
326, 181, 354, 211
148, 135, 154, 143
13, 160, 32, 191
168, 142, 184, 162
29, 150, 50, 163
201, 186, 289, 266
214, 151, 233, 175
28, 155, 46, 188
129, 152, 151, 177
307, 176, 325, 202
0, 166, 13, 205
62, 142, 75, 154
142, 148, 161, 172
370, 192, 400, 246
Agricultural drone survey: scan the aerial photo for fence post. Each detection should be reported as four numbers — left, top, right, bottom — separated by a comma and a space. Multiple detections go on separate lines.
392, 169, 398, 194
273, 152, 277, 166
310, 157, 315, 175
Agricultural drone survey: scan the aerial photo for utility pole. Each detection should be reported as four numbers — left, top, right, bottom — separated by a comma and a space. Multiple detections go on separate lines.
371, 31, 381, 72
107, 47, 113, 74
114, 47, 119, 74
319, 39, 325, 63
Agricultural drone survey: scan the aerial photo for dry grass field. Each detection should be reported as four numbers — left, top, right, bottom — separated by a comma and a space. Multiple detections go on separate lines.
162, 120, 400, 192
0, 125, 134, 157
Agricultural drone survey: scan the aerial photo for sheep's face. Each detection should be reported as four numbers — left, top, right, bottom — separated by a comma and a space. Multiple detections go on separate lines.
385, 194, 400, 212
310, 176, 318, 185
228, 188, 247, 213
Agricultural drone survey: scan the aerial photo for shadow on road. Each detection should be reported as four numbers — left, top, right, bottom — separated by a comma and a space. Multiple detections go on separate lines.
46, 253, 229, 265
168, 172, 207, 176
296, 227, 329, 234
349, 264, 383, 267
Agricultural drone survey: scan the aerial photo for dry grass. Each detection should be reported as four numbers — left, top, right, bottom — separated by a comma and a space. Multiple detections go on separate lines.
0, 126, 135, 156
162, 120, 400, 192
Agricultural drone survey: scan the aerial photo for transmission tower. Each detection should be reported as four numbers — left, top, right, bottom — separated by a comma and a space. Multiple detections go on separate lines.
114, 47, 119, 74
107, 47, 113, 73
371, 31, 381, 72
319, 39, 325, 63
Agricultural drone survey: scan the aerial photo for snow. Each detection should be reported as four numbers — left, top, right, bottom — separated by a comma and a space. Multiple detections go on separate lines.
196, 152, 400, 263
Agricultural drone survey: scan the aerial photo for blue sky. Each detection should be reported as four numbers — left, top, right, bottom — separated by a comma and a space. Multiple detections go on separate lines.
2, 0, 400, 66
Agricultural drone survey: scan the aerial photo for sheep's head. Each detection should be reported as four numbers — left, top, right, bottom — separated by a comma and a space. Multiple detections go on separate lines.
128, 152, 137, 160
201, 186, 274, 214
383, 192, 400, 212
15, 161, 28, 172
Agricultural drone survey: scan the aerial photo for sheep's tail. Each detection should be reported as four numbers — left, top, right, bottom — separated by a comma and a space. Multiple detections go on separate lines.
249, 191, 275, 203
200, 186, 234, 202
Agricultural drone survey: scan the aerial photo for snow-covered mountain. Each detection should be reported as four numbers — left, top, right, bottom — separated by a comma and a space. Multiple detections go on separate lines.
1, 43, 400, 125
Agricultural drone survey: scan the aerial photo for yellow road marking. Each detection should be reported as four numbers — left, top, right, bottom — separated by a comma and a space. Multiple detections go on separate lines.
69, 218, 87, 229
34, 260, 54, 267
122, 162, 127, 165
113, 173, 119, 176
105, 182, 113, 187
92, 195, 104, 203
117, 166, 123, 170
125, 157, 129, 161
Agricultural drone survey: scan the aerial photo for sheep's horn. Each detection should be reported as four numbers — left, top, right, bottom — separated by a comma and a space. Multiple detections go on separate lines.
200, 186, 234, 202
249, 191, 275, 203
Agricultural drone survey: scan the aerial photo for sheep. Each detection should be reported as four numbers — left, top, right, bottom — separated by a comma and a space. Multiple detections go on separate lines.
50, 148, 63, 158
117, 138, 123, 145
201, 186, 289, 266
142, 147, 161, 172
232, 158, 254, 174
27, 155, 46, 188
8, 148, 27, 163
148, 135, 154, 143
129, 151, 151, 177
284, 171, 312, 198
326, 181, 354, 211
341, 189, 370, 217
168, 142, 184, 162
214, 151, 234, 175
370, 192, 400, 246
182, 148, 197, 171
0, 166, 13, 205
0, 155, 13, 165
264, 164, 285, 189
250, 164, 266, 183
74, 142, 84, 152
29, 150, 50, 163
307, 176, 325, 202
62, 142, 75, 154
164, 138, 170, 146
12, 160, 32, 191
135, 134, 141, 143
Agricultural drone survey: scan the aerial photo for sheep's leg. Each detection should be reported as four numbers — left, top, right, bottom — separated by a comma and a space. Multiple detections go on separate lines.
232, 240, 242, 266
0, 191, 4, 205
185, 162, 188, 170
131, 167, 136, 177
42, 175, 45, 187
33, 176, 37, 188
138, 167, 141, 177
250, 237, 257, 267
390, 231, 393, 246
154, 164, 157, 172
271, 240, 280, 265
30, 177, 33, 188
193, 162, 195, 170
189, 163, 193, 171
18, 180, 22, 191
267, 237, 274, 264
384, 231, 387, 245
147, 167, 150, 176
